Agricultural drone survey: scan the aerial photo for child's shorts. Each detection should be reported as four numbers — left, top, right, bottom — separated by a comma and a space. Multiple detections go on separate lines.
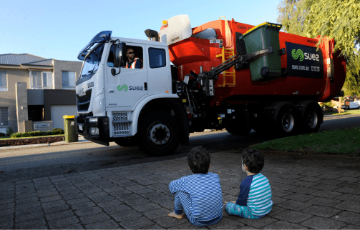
225, 202, 264, 219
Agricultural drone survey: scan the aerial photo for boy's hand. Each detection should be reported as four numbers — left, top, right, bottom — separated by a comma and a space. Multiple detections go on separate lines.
168, 212, 183, 219
224, 201, 236, 204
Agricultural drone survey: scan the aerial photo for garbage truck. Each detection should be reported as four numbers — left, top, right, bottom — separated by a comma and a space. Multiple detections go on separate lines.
75, 15, 346, 155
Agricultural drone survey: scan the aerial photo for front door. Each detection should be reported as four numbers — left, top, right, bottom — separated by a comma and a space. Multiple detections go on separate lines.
105, 43, 148, 109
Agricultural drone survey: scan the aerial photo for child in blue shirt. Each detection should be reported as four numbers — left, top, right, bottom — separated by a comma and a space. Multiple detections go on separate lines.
168, 146, 223, 227
225, 149, 272, 219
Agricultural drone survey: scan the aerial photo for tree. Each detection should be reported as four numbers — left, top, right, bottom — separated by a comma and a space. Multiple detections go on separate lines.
343, 59, 360, 96
277, 0, 360, 96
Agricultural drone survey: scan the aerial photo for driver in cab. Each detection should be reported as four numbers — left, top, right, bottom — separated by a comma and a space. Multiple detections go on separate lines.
126, 48, 142, 69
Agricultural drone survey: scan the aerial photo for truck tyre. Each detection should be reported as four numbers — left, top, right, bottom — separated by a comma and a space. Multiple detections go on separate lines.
115, 137, 137, 147
138, 112, 180, 156
301, 104, 322, 133
226, 124, 251, 135
274, 105, 298, 136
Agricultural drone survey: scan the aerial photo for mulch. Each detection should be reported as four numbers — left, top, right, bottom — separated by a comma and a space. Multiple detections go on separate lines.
0, 136, 64, 147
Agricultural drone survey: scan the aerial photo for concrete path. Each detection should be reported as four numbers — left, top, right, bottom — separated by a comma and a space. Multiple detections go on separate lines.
1, 150, 360, 229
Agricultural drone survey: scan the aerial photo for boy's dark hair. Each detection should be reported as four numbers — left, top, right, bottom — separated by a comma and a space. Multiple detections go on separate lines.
242, 149, 264, 173
188, 146, 210, 174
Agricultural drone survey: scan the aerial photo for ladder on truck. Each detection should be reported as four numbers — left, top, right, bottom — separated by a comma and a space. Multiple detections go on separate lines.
216, 47, 236, 87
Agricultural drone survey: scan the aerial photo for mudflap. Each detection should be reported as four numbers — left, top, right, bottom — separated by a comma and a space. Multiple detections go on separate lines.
83, 136, 109, 146
171, 99, 190, 145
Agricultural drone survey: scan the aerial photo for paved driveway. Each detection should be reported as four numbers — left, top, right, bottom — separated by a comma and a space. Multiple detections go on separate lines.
1, 150, 360, 229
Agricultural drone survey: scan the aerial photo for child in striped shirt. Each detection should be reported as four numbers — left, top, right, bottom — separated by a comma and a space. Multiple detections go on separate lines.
168, 146, 223, 227
225, 149, 272, 219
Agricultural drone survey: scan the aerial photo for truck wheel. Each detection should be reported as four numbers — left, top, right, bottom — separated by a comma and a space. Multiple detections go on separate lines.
115, 137, 137, 147
138, 112, 180, 156
226, 124, 251, 135
301, 105, 321, 133
275, 106, 298, 136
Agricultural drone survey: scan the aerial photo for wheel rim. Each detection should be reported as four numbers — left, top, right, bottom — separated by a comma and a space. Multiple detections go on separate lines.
148, 122, 171, 146
307, 111, 318, 129
281, 113, 295, 132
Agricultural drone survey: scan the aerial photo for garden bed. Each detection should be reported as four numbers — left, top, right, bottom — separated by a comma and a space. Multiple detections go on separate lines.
0, 135, 64, 147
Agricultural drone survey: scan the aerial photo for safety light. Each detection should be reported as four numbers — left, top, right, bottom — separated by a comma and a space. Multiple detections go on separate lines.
162, 20, 168, 27
90, 127, 99, 135
89, 118, 98, 123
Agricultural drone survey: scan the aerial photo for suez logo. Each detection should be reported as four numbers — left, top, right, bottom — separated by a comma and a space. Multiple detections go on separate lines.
291, 49, 320, 62
116, 84, 143, 92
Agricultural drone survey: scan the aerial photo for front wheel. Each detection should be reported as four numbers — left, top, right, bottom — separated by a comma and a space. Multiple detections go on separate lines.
138, 112, 180, 156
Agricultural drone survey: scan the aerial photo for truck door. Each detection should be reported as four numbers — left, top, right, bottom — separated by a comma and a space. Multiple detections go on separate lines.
146, 45, 172, 95
105, 43, 148, 108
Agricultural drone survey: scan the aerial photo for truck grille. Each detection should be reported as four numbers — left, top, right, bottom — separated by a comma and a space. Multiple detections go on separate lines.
112, 112, 131, 136
77, 89, 91, 111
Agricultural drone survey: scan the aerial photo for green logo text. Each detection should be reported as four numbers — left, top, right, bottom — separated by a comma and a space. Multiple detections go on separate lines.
117, 84, 128, 92
292, 49, 304, 62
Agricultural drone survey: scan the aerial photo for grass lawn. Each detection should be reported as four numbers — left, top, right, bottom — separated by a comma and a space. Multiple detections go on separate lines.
0, 134, 64, 140
324, 109, 360, 116
252, 126, 360, 155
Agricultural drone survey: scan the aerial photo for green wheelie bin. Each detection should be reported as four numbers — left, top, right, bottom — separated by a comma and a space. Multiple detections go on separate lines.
241, 22, 282, 82
63, 115, 78, 142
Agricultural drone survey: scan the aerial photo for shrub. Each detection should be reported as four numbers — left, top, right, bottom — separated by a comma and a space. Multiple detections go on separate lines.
53, 128, 64, 134
0, 132, 6, 137
10, 130, 64, 138
323, 101, 333, 108
6, 127, 14, 136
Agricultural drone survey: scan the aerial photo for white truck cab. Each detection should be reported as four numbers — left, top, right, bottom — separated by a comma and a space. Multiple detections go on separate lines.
75, 31, 189, 155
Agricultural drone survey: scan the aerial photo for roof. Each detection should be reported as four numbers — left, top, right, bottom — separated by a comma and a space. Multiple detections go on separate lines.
0, 53, 54, 67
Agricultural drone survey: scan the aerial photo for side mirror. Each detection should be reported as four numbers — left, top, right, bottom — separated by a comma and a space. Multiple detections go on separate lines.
114, 42, 126, 67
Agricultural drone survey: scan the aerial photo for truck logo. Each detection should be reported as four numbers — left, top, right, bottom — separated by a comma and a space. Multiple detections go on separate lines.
117, 84, 128, 92
292, 49, 304, 62
292, 48, 320, 62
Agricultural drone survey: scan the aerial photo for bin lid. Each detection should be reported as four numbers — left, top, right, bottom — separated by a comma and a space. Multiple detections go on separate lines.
63, 115, 75, 119
243, 22, 282, 37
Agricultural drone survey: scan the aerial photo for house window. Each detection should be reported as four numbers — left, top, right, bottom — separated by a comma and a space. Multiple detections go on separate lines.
42, 72, 53, 88
0, 71, 7, 91
149, 48, 166, 68
62, 71, 76, 88
0, 107, 8, 127
30, 71, 53, 89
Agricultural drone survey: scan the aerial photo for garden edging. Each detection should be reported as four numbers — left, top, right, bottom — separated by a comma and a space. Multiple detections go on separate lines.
0, 136, 65, 147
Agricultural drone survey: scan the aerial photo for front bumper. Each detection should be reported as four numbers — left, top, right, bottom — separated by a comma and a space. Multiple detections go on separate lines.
76, 115, 110, 146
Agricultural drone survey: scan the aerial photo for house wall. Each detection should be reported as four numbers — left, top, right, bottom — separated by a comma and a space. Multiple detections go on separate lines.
43, 89, 76, 121
0, 68, 30, 133
28, 89, 44, 105
54, 60, 82, 89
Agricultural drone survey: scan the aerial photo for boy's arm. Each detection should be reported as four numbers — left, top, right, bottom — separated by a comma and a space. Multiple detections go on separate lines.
169, 177, 186, 194
236, 177, 253, 206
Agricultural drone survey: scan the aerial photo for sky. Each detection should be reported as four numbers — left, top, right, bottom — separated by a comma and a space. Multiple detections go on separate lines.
0, 0, 282, 62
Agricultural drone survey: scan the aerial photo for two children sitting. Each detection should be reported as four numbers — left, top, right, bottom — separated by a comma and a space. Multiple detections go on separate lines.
168, 147, 273, 227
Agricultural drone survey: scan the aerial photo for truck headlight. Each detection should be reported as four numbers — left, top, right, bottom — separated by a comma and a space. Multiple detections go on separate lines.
90, 127, 99, 135
89, 118, 98, 123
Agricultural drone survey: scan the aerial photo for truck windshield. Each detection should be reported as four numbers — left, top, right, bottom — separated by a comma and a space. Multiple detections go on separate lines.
77, 43, 105, 84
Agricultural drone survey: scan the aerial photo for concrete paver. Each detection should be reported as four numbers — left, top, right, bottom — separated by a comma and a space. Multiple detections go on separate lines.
1, 150, 360, 229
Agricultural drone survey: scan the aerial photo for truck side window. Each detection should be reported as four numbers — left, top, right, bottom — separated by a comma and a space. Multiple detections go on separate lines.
107, 44, 116, 67
149, 48, 166, 68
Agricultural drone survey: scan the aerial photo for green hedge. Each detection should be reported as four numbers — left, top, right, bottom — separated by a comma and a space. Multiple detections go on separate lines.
10, 128, 64, 138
